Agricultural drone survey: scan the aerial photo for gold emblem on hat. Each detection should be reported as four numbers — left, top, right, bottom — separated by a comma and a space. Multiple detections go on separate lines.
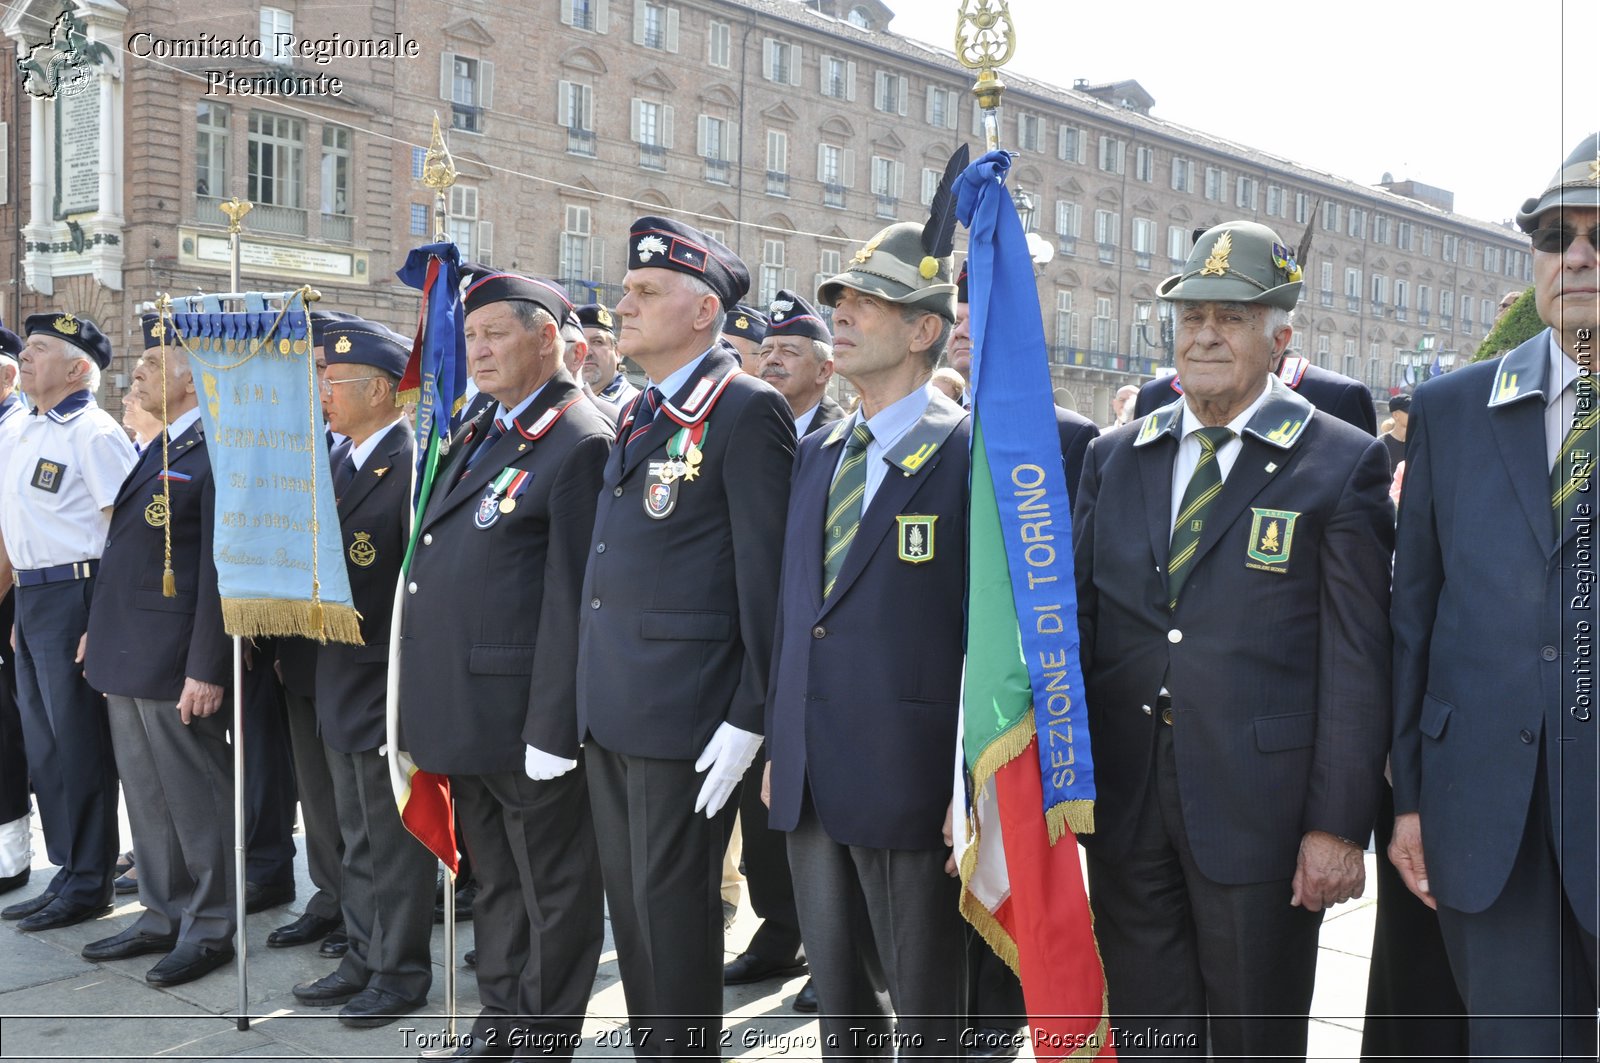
1589, 160, 1600, 183
597, 307, 613, 327
735, 315, 749, 330
335, 335, 353, 354
1200, 231, 1232, 277
348, 531, 377, 568
54, 313, 79, 335
851, 232, 886, 265
150, 322, 166, 340
144, 496, 169, 528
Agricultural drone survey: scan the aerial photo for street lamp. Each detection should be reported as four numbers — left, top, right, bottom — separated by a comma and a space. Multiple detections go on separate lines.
1135, 302, 1175, 368
1010, 187, 1054, 269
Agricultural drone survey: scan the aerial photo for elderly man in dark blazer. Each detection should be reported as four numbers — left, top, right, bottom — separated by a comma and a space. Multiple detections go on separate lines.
1074, 221, 1393, 1057
398, 273, 613, 1060
80, 316, 233, 986
577, 217, 795, 1060
1390, 135, 1600, 1060
288, 320, 432, 1028
764, 219, 972, 1057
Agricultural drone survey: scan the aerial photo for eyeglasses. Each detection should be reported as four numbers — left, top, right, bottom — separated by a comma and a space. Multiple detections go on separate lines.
1529, 225, 1600, 255
319, 374, 376, 390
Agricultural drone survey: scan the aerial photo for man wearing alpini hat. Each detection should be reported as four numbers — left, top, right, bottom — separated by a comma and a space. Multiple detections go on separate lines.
1073, 220, 1393, 1056
764, 213, 974, 1055
0, 313, 133, 933
1389, 134, 1600, 1059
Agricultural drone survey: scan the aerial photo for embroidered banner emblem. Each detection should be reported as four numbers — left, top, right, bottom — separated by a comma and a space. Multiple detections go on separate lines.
348, 531, 377, 567
30, 458, 65, 493
1246, 508, 1299, 571
896, 514, 937, 564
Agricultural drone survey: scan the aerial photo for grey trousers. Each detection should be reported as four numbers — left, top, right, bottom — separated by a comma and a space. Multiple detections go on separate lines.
105, 694, 234, 948
283, 688, 342, 919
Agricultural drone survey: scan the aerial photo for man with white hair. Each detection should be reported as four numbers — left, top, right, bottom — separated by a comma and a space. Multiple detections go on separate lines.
0, 313, 135, 932
1073, 221, 1393, 1056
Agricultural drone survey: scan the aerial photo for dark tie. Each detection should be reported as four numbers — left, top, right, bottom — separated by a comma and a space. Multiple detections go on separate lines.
1552, 376, 1600, 537
463, 416, 509, 478
625, 387, 664, 457
822, 422, 874, 599
330, 441, 356, 501
1167, 426, 1233, 611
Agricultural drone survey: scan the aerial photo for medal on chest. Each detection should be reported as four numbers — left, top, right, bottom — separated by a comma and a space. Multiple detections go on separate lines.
642, 422, 708, 519
476, 467, 533, 529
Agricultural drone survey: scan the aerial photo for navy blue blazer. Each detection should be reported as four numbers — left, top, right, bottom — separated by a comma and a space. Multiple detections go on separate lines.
1075, 377, 1394, 884
1391, 331, 1598, 934
577, 345, 795, 760
1135, 357, 1378, 435
86, 419, 228, 699
399, 371, 614, 773
765, 392, 970, 851
314, 420, 413, 754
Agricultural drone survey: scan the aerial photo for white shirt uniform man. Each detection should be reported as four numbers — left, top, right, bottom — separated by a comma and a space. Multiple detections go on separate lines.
0, 333, 36, 900
0, 313, 135, 932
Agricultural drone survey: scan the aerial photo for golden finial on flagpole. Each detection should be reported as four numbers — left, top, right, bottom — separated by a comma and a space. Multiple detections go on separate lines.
218, 197, 253, 235
955, 0, 1017, 153
421, 113, 459, 243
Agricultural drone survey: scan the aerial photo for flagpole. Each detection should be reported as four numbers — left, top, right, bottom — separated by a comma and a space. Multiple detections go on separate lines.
418, 114, 460, 1057
956, 0, 1016, 154
217, 195, 254, 1032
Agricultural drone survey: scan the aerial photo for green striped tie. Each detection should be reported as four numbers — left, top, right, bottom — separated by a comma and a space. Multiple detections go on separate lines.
1552, 376, 1600, 536
1167, 426, 1234, 611
823, 422, 874, 599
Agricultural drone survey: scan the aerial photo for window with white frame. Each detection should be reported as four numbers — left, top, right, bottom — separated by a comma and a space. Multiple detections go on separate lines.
1098, 135, 1125, 174
1373, 214, 1390, 245
635, 1, 679, 51
1316, 333, 1330, 366
1442, 234, 1458, 263
319, 124, 351, 217
447, 185, 481, 262
1321, 261, 1334, 292
1396, 219, 1413, 251
1055, 200, 1080, 249
925, 86, 958, 130
1394, 278, 1409, 318
196, 102, 229, 198
767, 130, 788, 175
763, 39, 801, 85
921, 167, 940, 207
874, 72, 908, 115
1347, 207, 1367, 239
1266, 185, 1284, 217
1055, 290, 1079, 349
558, 81, 596, 154
871, 156, 903, 205
631, 99, 673, 147
1323, 201, 1341, 230
1371, 273, 1388, 308
1344, 268, 1362, 298
1134, 145, 1154, 182
697, 115, 734, 161
260, 7, 293, 65
561, 0, 610, 32
559, 205, 591, 280
247, 111, 303, 208
1204, 166, 1224, 201
707, 19, 730, 67
759, 238, 785, 305
1092, 297, 1115, 352
1235, 176, 1258, 210
1295, 192, 1310, 224
1439, 289, 1454, 319
1170, 157, 1193, 193
814, 248, 841, 294
442, 53, 494, 133
1058, 125, 1085, 164
1167, 224, 1187, 264
1094, 209, 1120, 247
1132, 217, 1155, 263
1017, 113, 1042, 152
821, 55, 855, 101
1461, 296, 1474, 331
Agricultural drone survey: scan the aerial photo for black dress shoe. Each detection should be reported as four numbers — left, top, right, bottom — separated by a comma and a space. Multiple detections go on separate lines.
464, 948, 476, 967
83, 926, 178, 961
722, 951, 807, 985
293, 970, 365, 1006
145, 941, 235, 987
113, 873, 139, 895
2, 889, 56, 920
115, 851, 134, 876
967, 1027, 1023, 1060
18, 896, 112, 932
339, 985, 426, 1028
319, 928, 349, 957
792, 977, 818, 1013
434, 882, 478, 923
244, 880, 295, 914
0, 868, 28, 897
267, 911, 342, 948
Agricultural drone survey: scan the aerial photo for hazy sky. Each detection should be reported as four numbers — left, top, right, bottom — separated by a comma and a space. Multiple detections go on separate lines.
886, 0, 1595, 225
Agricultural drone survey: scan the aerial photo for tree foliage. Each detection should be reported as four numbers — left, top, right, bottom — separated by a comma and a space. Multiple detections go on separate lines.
1473, 288, 1543, 361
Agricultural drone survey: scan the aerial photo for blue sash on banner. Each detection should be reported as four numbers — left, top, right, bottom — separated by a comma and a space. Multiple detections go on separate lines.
169, 290, 361, 643
957, 150, 1096, 832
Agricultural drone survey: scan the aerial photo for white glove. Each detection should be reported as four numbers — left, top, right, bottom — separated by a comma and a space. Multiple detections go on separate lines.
525, 745, 578, 781
693, 722, 762, 818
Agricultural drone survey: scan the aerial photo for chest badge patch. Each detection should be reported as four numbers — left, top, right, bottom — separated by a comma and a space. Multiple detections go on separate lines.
348, 531, 377, 567
1246, 508, 1299, 572
896, 514, 937, 564
31, 458, 65, 493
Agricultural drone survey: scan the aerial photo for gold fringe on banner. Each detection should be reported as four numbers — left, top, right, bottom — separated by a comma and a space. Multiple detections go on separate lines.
221, 598, 365, 645
1046, 798, 1096, 846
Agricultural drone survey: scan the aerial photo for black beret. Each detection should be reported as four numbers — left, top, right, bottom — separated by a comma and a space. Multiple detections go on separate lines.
766, 290, 831, 343
309, 309, 362, 346
628, 216, 750, 309
0, 326, 19, 357
576, 303, 617, 336
1387, 394, 1412, 414
464, 271, 575, 326
138, 314, 172, 350
723, 304, 767, 343
25, 312, 112, 368
321, 319, 410, 380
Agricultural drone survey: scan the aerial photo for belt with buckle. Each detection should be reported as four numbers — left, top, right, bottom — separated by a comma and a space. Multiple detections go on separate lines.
1155, 692, 1174, 726
15, 560, 99, 587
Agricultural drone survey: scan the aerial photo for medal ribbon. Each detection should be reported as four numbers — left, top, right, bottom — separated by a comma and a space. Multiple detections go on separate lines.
667, 421, 708, 459
501, 469, 532, 502
488, 467, 519, 499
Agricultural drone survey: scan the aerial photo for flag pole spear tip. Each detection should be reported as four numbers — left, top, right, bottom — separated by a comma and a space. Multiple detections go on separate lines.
218, 197, 252, 235
423, 113, 459, 243
955, 0, 1016, 154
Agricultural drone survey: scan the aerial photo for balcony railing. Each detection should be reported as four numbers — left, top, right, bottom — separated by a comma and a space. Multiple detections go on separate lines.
704, 158, 730, 184
1097, 243, 1116, 264
1056, 236, 1076, 256
1134, 251, 1152, 271
320, 212, 352, 243
451, 104, 483, 134
1394, 307, 1408, 322
567, 129, 596, 156
1370, 302, 1386, 318
1320, 291, 1334, 307
1417, 309, 1430, 325
248, 202, 307, 236
874, 193, 898, 219
823, 183, 846, 209
639, 144, 666, 171
196, 195, 227, 227
1346, 295, 1361, 313
766, 172, 789, 197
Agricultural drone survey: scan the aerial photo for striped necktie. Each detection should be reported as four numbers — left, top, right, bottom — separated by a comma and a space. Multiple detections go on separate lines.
1167, 426, 1234, 611
822, 421, 874, 599
1552, 376, 1600, 536
625, 386, 663, 456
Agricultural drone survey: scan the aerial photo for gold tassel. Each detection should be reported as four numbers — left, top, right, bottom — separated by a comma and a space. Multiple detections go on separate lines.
308, 599, 325, 633
162, 567, 176, 597
220, 598, 365, 645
